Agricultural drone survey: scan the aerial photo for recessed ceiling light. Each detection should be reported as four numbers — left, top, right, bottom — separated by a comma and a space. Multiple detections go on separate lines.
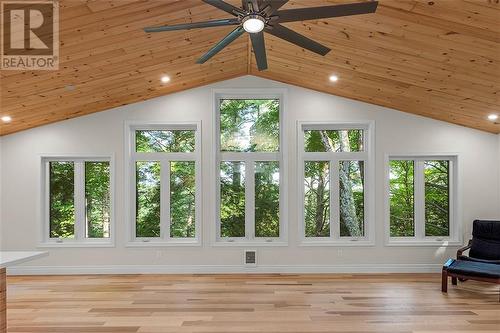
487, 114, 498, 121
160, 75, 170, 83
329, 75, 339, 82
1, 116, 12, 123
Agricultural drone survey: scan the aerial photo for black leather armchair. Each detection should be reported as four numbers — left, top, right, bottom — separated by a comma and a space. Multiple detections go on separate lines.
442, 220, 500, 299
457, 220, 500, 264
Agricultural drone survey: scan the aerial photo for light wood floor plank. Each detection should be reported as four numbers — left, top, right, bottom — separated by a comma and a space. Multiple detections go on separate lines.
5, 273, 500, 333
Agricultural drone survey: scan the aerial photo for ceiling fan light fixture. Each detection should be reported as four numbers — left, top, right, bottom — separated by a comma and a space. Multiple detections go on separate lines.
242, 16, 265, 33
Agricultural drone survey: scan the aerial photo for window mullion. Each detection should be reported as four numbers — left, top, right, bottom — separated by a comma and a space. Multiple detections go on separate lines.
161, 159, 171, 241
45, 161, 51, 241
331, 159, 340, 240
246, 160, 255, 240
74, 161, 86, 241
414, 161, 425, 240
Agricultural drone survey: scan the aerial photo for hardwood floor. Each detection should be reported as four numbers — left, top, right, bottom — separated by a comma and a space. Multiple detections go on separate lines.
5, 274, 500, 333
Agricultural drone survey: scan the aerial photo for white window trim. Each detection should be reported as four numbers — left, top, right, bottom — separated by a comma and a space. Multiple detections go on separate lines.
384, 153, 462, 247
297, 121, 375, 246
212, 89, 288, 246
39, 154, 115, 248
125, 121, 202, 247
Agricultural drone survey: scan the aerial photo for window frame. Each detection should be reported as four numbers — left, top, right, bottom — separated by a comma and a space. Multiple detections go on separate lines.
39, 154, 115, 247
213, 89, 288, 246
298, 121, 375, 246
384, 153, 461, 246
125, 121, 202, 247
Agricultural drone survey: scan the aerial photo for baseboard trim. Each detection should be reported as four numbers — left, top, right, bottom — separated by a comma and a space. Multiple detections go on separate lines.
7, 263, 442, 275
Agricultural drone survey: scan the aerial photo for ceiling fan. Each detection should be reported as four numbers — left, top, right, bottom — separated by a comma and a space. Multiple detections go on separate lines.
144, 0, 378, 71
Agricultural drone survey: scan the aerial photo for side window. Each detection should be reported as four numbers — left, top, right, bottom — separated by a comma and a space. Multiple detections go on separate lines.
44, 157, 112, 245
128, 124, 201, 244
388, 156, 456, 244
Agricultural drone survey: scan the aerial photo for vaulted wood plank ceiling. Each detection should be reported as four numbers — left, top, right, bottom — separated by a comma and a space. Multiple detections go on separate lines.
0, 0, 499, 135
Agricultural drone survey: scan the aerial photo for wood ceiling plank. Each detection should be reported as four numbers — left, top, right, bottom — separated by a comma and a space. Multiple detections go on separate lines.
264, 37, 499, 105
1, 65, 247, 135
2, 29, 247, 93
383, 0, 500, 33
2, 50, 248, 112
254, 68, 498, 133
1, 0, 499, 135
376, 5, 500, 43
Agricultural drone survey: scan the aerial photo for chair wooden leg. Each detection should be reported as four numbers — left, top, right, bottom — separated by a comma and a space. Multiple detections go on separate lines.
452, 277, 457, 285
441, 269, 448, 293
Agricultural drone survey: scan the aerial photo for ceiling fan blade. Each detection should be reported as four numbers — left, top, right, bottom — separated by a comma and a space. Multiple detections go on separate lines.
144, 18, 239, 33
261, 0, 288, 15
247, 0, 261, 12
196, 26, 245, 64
250, 31, 268, 71
275, 1, 378, 23
266, 24, 330, 56
203, 0, 245, 16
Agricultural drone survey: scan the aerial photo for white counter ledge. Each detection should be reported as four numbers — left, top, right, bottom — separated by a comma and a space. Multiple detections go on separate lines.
0, 251, 48, 269
0, 251, 48, 333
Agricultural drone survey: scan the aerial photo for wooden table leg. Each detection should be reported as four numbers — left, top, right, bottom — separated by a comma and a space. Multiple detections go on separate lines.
0, 268, 6, 333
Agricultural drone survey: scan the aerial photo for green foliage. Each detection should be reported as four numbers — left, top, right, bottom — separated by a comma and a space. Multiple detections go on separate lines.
304, 130, 363, 152
220, 161, 245, 237
85, 162, 110, 238
425, 160, 449, 236
389, 160, 415, 237
136, 161, 161, 237
255, 162, 280, 237
304, 161, 330, 237
303, 130, 365, 238
219, 99, 281, 238
389, 160, 450, 237
170, 161, 196, 238
220, 99, 279, 152
49, 162, 75, 238
136, 130, 195, 153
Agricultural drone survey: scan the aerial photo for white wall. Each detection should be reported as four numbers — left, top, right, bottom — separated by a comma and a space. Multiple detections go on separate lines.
1, 75, 499, 274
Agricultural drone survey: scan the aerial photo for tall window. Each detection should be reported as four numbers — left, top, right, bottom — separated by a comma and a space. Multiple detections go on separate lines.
128, 123, 201, 245
299, 122, 374, 244
387, 155, 458, 244
216, 95, 283, 243
42, 157, 112, 246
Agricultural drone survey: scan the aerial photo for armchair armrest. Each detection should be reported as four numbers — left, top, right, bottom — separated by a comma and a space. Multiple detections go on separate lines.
457, 239, 472, 258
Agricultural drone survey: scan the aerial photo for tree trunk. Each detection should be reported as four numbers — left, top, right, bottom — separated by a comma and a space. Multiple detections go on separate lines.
320, 131, 361, 237
314, 165, 326, 235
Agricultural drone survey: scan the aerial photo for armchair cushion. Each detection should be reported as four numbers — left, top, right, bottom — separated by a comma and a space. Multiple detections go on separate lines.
468, 220, 500, 261
472, 220, 500, 241
446, 260, 500, 280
